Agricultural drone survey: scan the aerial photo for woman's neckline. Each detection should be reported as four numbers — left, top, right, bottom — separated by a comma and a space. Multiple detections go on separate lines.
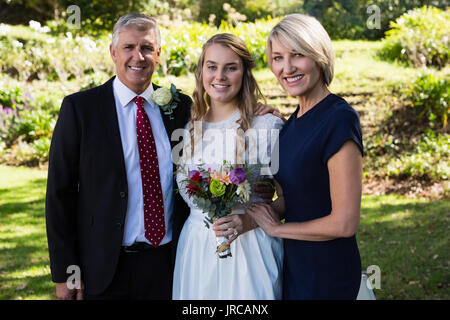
203, 109, 240, 125
295, 93, 333, 120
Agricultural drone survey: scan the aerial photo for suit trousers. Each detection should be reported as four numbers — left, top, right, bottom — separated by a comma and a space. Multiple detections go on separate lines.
84, 242, 172, 300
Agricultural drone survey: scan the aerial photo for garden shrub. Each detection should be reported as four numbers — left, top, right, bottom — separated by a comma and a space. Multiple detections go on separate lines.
379, 6, 449, 68
408, 73, 449, 128
386, 130, 449, 180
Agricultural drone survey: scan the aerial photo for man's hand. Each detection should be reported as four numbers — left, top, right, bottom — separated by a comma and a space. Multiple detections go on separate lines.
254, 178, 275, 204
55, 281, 84, 300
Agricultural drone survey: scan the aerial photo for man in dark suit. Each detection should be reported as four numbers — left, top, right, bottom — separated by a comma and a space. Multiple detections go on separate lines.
45, 13, 192, 300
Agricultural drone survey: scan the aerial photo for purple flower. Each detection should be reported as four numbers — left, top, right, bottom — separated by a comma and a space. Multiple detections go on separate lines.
229, 168, 246, 185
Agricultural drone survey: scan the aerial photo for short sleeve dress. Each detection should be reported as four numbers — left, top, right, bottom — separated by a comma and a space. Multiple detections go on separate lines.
274, 94, 364, 300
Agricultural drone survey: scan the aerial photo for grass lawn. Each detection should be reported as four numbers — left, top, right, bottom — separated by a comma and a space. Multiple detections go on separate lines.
0, 165, 448, 300
359, 194, 449, 299
0, 165, 52, 299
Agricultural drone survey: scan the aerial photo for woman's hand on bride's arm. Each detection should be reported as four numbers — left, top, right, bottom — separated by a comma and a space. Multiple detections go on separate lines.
246, 203, 282, 238
254, 178, 276, 204
270, 179, 286, 219
254, 102, 287, 122
213, 214, 257, 244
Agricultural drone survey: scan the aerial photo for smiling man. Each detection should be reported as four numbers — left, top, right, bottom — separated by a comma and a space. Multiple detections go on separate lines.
110, 22, 161, 94
45, 13, 193, 300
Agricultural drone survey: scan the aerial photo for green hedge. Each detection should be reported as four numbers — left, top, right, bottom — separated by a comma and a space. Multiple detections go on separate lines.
1, 18, 278, 80
379, 6, 450, 69
0, 23, 113, 82
408, 73, 449, 128
0, 85, 58, 166
386, 130, 449, 180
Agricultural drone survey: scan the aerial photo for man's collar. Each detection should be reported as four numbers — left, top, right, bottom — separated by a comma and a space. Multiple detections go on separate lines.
113, 76, 156, 108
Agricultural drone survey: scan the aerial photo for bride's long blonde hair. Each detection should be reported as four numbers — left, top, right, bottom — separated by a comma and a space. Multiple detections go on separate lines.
187, 33, 265, 163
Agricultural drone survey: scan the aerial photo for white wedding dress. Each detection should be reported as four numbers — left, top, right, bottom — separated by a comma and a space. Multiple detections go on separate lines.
172, 110, 284, 300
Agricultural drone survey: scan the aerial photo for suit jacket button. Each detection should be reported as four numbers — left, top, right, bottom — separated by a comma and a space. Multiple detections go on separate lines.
120, 191, 126, 198
116, 222, 122, 230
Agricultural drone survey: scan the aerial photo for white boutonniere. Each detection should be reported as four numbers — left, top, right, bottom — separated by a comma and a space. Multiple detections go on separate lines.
151, 84, 181, 120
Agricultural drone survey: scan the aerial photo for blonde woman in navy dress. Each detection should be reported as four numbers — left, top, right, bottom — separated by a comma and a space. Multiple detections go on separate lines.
247, 14, 364, 299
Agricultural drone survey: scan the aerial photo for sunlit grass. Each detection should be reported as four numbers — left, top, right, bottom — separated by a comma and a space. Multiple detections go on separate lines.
358, 194, 450, 299
0, 165, 52, 300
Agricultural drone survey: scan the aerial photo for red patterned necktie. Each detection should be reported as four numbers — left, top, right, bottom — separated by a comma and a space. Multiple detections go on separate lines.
133, 96, 165, 247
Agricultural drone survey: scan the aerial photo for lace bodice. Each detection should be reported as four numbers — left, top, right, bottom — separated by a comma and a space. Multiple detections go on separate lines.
176, 110, 284, 211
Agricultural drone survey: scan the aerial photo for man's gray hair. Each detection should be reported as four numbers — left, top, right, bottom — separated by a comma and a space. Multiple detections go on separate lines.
111, 13, 161, 48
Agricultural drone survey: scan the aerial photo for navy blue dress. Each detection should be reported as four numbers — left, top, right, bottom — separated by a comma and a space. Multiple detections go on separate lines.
274, 94, 364, 300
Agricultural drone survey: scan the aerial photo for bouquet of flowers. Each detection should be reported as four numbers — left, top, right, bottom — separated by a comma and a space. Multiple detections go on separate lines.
180, 161, 253, 258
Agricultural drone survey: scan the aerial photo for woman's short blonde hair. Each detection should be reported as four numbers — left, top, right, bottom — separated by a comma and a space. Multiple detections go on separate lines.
267, 14, 334, 86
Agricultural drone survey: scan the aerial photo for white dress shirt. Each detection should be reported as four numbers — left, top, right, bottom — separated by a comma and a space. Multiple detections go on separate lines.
113, 77, 173, 246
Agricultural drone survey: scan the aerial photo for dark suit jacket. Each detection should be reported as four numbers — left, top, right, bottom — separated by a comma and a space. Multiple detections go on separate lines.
45, 77, 192, 295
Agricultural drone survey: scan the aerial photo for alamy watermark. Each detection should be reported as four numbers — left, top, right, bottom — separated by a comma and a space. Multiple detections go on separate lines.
367, 5, 381, 30
365, 264, 381, 290
171, 124, 280, 176
66, 265, 81, 289
67, 5, 81, 29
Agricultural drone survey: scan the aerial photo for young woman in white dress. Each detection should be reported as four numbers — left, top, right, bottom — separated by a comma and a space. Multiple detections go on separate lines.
172, 33, 284, 300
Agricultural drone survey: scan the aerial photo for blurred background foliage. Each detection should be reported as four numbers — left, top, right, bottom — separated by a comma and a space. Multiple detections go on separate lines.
1, 0, 448, 39
0, 1, 448, 194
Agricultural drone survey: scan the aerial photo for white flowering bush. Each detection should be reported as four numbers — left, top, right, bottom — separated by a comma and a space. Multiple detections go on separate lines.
1, 18, 279, 80
0, 24, 113, 81
380, 6, 450, 68
158, 17, 279, 76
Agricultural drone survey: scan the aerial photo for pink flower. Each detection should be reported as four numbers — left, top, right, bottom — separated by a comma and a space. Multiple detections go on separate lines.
211, 170, 231, 185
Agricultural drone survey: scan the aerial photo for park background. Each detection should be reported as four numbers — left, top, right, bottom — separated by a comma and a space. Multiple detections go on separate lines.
0, 0, 448, 300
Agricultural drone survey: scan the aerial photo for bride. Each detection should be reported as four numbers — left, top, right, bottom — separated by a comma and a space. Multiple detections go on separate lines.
172, 33, 284, 300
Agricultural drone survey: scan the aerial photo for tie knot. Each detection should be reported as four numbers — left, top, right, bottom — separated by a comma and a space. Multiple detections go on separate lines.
133, 96, 145, 108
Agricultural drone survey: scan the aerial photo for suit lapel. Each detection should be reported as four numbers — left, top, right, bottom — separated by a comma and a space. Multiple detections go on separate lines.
99, 76, 127, 182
